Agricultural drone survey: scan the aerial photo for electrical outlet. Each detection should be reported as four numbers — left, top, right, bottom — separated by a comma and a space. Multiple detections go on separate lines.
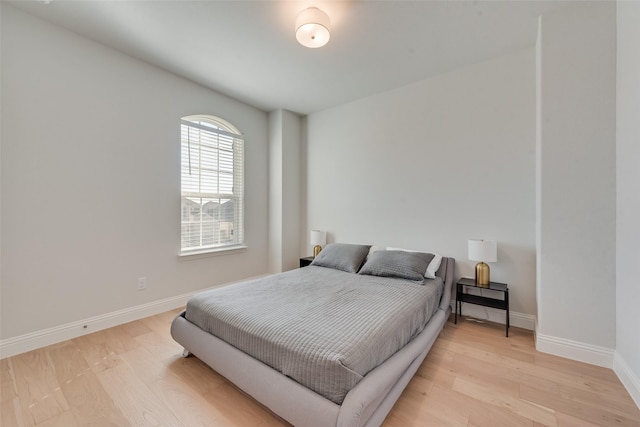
137, 277, 147, 291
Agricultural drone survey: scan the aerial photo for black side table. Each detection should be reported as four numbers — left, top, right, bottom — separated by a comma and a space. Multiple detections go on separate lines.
299, 257, 313, 268
455, 277, 510, 337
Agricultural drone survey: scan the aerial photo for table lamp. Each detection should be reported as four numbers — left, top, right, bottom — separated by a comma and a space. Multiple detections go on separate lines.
468, 239, 497, 287
310, 230, 326, 258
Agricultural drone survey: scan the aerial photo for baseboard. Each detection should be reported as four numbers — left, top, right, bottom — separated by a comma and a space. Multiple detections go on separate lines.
453, 303, 536, 331
614, 352, 640, 409
535, 332, 614, 368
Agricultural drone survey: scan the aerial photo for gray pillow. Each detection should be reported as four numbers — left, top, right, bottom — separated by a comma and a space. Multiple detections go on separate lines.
358, 250, 435, 282
310, 243, 371, 273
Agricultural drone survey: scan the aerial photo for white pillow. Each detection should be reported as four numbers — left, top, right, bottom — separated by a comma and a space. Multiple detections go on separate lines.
366, 245, 385, 260
425, 253, 442, 279
386, 247, 442, 279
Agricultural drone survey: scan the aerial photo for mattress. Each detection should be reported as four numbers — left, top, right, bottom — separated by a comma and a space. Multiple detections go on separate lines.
185, 265, 444, 404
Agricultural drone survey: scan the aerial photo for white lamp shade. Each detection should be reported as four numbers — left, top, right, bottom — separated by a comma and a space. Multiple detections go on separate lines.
295, 7, 331, 48
310, 230, 327, 246
468, 239, 497, 263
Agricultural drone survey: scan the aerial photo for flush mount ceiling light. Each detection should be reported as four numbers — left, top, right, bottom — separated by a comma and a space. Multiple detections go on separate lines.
295, 7, 331, 48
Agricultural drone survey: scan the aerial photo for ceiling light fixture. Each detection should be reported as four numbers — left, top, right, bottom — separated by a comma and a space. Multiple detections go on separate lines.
295, 7, 331, 48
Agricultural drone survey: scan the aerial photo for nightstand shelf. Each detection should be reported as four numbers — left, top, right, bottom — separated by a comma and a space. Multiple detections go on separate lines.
299, 257, 314, 268
455, 277, 510, 336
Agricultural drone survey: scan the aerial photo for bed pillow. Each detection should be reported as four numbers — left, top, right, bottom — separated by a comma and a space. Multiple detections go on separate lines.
387, 246, 442, 279
358, 250, 435, 282
425, 254, 443, 279
366, 245, 385, 260
310, 243, 371, 273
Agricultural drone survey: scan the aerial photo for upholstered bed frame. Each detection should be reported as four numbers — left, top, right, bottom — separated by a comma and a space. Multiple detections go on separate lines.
170, 257, 455, 427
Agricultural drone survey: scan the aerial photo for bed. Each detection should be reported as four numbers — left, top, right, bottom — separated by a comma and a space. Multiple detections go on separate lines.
171, 243, 455, 427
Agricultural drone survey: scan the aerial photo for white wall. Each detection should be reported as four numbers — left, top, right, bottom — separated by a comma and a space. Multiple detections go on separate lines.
615, 0, 640, 406
280, 111, 302, 271
0, 5, 269, 341
268, 110, 284, 272
268, 109, 301, 273
536, 2, 617, 363
304, 48, 536, 324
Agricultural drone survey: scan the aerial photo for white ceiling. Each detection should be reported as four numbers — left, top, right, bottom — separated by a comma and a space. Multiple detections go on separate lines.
9, 0, 566, 115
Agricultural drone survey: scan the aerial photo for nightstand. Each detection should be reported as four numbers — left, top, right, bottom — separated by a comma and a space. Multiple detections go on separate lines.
455, 277, 510, 336
299, 257, 314, 268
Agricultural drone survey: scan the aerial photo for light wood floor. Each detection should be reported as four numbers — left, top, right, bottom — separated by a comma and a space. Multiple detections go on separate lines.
1, 310, 639, 427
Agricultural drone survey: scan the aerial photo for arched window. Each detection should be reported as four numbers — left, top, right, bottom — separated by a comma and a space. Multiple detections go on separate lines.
180, 115, 244, 253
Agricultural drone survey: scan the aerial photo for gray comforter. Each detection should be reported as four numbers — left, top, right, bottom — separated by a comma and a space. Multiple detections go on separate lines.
185, 265, 443, 404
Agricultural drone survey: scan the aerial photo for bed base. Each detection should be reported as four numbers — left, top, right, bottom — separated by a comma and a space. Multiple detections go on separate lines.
170, 257, 454, 427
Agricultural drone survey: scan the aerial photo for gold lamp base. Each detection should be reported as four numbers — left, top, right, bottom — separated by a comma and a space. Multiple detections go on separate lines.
313, 245, 322, 258
475, 262, 490, 287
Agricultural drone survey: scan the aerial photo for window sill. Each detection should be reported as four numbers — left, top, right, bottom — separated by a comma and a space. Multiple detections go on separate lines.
178, 245, 248, 261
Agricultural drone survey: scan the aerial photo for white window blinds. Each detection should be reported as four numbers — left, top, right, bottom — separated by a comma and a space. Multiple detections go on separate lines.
180, 116, 244, 253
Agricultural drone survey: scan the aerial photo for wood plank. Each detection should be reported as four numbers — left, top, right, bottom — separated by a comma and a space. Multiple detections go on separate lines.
555, 412, 609, 427
99, 325, 142, 355
1, 357, 18, 402
558, 382, 640, 417
453, 377, 558, 426
95, 361, 184, 426
72, 333, 123, 374
533, 352, 626, 384
46, 341, 130, 426
467, 402, 535, 427
439, 324, 537, 363
413, 362, 456, 390
141, 311, 181, 339
117, 319, 153, 338
148, 372, 232, 427
432, 351, 522, 396
520, 384, 640, 427
119, 345, 173, 387
10, 348, 69, 427
165, 355, 226, 397
384, 410, 460, 427
441, 339, 626, 396
133, 331, 183, 361
1, 397, 25, 427
202, 382, 286, 427
33, 410, 78, 427
404, 383, 471, 426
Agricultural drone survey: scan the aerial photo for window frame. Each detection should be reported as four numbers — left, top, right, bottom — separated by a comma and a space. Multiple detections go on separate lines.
179, 114, 246, 257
